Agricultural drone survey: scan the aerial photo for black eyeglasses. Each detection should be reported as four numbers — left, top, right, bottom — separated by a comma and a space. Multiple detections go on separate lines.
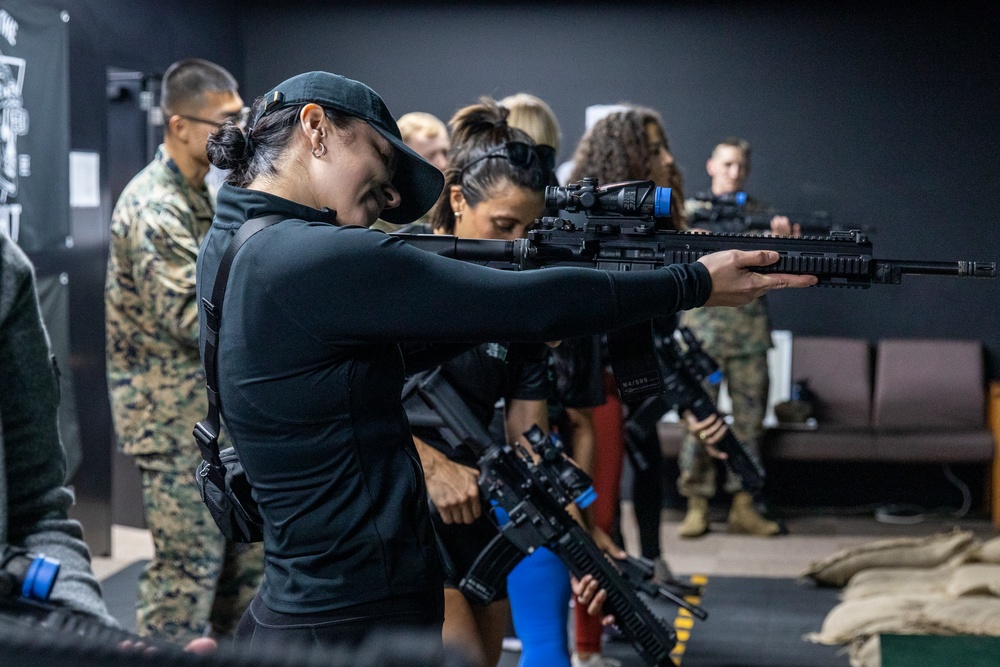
459, 141, 556, 177
176, 107, 251, 130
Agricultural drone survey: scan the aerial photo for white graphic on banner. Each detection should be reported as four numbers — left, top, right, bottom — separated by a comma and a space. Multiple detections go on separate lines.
0, 9, 26, 241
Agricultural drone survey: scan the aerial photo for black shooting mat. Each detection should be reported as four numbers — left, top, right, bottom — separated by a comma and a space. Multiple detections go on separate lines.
655, 575, 846, 667
100, 559, 147, 632
499, 575, 847, 667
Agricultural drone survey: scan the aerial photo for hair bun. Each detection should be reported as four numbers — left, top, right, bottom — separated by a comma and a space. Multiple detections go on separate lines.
206, 124, 249, 171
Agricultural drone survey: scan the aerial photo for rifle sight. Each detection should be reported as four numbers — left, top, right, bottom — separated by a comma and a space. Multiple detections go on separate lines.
546, 178, 671, 220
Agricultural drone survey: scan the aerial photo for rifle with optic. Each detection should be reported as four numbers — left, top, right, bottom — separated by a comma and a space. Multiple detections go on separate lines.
393, 178, 996, 402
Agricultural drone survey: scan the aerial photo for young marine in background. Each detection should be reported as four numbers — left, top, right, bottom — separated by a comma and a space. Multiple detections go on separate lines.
677, 138, 796, 538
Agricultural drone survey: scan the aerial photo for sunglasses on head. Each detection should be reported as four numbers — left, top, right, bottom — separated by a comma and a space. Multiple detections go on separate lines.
459, 141, 556, 177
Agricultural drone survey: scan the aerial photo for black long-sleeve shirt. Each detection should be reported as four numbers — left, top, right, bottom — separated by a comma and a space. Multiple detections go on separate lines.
196, 184, 712, 614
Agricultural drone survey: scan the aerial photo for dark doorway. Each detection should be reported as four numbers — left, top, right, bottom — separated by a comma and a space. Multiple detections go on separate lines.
105, 66, 163, 530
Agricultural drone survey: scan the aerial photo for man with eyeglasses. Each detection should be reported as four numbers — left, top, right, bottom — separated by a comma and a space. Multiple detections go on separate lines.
105, 58, 262, 643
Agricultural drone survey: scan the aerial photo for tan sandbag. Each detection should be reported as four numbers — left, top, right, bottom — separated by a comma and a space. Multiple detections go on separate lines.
802, 529, 978, 587
848, 635, 881, 667
914, 596, 1000, 635
945, 564, 1000, 597
963, 535, 1000, 564
806, 595, 934, 645
842, 565, 952, 600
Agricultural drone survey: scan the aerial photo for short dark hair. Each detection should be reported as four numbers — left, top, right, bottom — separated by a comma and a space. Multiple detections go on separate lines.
714, 137, 752, 164
160, 58, 238, 119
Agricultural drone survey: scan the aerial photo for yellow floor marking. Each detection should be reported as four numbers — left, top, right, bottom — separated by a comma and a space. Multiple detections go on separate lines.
669, 574, 708, 666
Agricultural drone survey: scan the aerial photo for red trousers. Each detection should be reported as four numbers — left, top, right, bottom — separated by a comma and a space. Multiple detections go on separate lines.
574, 373, 624, 655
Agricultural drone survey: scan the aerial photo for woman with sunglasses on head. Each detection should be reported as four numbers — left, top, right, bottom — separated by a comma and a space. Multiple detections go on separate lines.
394, 96, 575, 667
497, 92, 622, 667
198, 71, 816, 651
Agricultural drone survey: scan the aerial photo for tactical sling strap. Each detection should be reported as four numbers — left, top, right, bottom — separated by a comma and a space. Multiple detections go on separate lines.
193, 214, 283, 542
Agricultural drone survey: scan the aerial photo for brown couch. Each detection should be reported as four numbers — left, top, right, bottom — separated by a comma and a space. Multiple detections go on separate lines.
658, 336, 999, 522
765, 337, 994, 464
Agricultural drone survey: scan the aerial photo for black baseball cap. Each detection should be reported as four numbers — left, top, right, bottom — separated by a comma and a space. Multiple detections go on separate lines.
254, 71, 444, 225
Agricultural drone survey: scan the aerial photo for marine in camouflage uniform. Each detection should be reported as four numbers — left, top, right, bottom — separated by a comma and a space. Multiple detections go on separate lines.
676, 195, 780, 536
105, 144, 262, 641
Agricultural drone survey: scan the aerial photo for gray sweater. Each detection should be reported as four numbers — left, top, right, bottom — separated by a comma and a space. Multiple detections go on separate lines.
1, 231, 113, 623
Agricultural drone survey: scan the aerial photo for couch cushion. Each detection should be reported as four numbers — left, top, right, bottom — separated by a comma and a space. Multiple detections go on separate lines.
764, 426, 876, 461
791, 336, 872, 427
872, 339, 985, 431
875, 431, 994, 462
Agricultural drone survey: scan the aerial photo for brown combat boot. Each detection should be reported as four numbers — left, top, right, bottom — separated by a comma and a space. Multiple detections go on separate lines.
678, 496, 710, 538
727, 491, 781, 536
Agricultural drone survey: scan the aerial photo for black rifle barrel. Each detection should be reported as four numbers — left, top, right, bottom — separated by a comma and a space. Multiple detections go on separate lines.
886, 260, 997, 278
394, 230, 996, 287
394, 234, 524, 263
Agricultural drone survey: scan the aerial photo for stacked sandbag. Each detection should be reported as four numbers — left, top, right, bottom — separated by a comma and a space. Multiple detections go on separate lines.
945, 563, 1000, 597
848, 635, 881, 667
803, 529, 978, 587
803, 531, 1000, 667
840, 565, 954, 601
961, 535, 1000, 564
915, 596, 1000, 635
805, 595, 936, 646
843, 595, 1000, 666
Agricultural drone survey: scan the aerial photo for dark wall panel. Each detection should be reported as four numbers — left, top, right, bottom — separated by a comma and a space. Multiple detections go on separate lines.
20, 0, 243, 554
243, 1, 1000, 377
9, 1, 999, 556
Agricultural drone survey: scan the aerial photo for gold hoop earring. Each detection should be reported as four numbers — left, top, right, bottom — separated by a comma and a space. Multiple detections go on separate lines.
312, 143, 326, 159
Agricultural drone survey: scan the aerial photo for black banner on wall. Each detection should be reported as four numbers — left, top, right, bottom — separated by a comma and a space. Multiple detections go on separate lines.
0, 3, 70, 252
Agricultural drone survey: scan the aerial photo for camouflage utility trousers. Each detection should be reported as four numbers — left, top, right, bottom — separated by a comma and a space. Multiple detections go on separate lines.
136, 457, 263, 642
678, 352, 769, 498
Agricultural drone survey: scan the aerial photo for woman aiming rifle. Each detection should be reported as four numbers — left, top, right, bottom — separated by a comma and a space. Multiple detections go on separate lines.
199, 71, 816, 649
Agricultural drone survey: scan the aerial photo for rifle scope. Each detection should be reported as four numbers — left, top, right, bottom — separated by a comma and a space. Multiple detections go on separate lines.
523, 426, 597, 510
546, 178, 671, 219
